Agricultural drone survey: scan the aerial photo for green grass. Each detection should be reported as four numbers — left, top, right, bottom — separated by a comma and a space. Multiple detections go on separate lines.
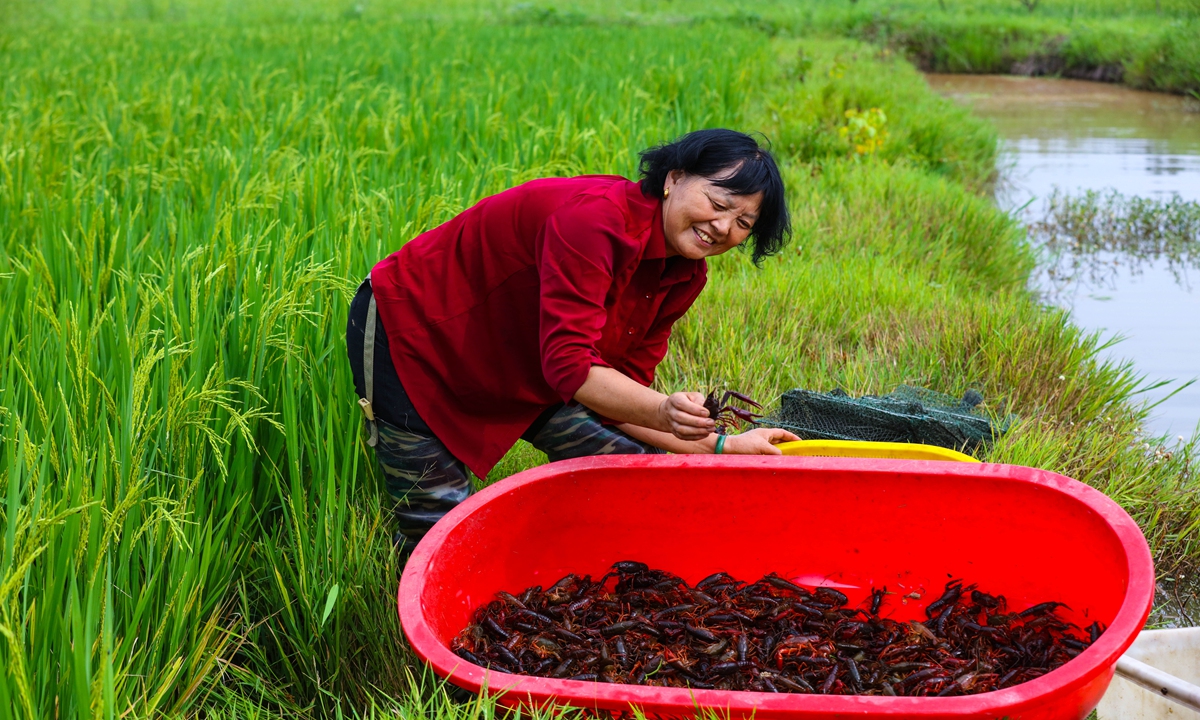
1, 2, 1198, 718
18, 0, 1194, 93
475, 0, 1200, 96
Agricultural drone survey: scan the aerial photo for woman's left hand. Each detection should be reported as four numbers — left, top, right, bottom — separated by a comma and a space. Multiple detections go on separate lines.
719, 428, 800, 455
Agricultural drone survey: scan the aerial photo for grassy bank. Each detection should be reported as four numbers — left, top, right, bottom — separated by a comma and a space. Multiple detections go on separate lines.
501, 0, 1200, 96
1, 2, 1197, 718
831, 6, 1200, 97
511, 0, 1200, 95
7, 0, 1200, 95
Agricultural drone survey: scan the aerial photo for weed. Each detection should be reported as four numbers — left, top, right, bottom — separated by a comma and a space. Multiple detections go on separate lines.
839, 107, 889, 155
1035, 189, 1200, 291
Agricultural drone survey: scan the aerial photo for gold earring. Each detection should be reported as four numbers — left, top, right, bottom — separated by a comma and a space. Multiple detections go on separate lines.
663, 186, 670, 198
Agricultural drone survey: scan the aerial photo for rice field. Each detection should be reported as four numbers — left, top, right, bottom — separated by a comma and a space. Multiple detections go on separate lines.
0, 1, 1197, 717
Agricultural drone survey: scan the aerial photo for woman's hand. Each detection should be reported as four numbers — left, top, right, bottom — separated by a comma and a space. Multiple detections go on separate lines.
657, 392, 715, 440
576, 368, 717, 439
720, 427, 800, 455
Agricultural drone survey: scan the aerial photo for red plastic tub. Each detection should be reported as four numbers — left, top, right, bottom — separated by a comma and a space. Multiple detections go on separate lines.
398, 455, 1154, 719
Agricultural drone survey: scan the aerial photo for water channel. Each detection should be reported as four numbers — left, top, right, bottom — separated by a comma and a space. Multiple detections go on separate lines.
926, 74, 1200, 442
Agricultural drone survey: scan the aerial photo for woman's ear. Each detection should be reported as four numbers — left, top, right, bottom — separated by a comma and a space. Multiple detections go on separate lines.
664, 169, 685, 194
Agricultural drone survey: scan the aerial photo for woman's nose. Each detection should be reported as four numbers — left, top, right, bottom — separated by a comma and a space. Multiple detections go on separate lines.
712, 215, 732, 238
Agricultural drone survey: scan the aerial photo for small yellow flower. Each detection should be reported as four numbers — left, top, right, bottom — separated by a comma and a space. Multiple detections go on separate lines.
839, 107, 889, 156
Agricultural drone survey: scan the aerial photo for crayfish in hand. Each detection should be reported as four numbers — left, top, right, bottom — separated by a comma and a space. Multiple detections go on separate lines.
703, 389, 763, 434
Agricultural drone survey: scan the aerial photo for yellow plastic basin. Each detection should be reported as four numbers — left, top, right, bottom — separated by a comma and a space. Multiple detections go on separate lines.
776, 439, 978, 463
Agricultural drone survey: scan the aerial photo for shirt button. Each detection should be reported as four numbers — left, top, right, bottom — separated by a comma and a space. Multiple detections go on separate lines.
645, 294, 651, 299
627, 329, 634, 335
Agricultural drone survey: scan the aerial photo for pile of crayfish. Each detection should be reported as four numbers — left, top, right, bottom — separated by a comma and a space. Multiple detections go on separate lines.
451, 561, 1104, 696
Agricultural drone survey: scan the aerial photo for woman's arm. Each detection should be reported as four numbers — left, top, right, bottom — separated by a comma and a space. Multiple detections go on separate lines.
573, 365, 713, 439
617, 423, 716, 453
573, 365, 801, 452
618, 423, 800, 455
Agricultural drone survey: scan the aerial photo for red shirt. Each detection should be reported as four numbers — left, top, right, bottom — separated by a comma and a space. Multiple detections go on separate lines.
370, 175, 707, 478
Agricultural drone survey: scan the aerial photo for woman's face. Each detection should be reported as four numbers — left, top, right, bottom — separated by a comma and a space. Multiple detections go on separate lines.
661, 169, 762, 260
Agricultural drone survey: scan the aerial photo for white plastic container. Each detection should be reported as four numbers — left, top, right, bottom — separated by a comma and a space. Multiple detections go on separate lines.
1098, 628, 1200, 718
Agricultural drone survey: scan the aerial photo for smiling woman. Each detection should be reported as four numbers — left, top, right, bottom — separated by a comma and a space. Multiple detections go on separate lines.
345, 128, 798, 549
641, 129, 790, 264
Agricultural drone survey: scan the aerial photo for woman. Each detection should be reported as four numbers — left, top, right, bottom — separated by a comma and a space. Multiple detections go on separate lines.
347, 128, 799, 549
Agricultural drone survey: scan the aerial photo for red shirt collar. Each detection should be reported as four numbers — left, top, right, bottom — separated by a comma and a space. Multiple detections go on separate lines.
623, 181, 667, 261
623, 181, 706, 285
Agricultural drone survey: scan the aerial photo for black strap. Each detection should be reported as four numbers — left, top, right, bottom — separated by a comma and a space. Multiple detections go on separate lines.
358, 274, 379, 447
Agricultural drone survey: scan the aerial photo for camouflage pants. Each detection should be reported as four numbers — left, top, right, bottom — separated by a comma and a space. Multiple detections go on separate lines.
347, 279, 662, 544
373, 403, 662, 540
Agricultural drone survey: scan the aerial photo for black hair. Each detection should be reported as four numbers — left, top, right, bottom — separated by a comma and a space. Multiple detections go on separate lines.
638, 128, 790, 265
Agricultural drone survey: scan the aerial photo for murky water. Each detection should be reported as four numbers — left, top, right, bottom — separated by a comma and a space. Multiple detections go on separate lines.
927, 74, 1200, 441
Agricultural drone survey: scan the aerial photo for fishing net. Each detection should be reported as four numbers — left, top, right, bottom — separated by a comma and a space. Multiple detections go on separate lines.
761, 385, 1010, 453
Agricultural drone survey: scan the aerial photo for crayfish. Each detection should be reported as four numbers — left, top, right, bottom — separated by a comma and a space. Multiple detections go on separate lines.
703, 389, 763, 434
452, 563, 1100, 696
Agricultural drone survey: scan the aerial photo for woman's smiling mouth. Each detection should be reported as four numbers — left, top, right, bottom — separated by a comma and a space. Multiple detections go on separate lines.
694, 227, 716, 246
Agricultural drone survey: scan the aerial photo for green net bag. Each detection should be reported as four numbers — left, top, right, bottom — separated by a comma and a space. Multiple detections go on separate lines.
761, 385, 1011, 453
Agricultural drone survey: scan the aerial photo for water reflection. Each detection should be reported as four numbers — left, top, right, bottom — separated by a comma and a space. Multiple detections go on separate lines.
927, 74, 1200, 440
926, 74, 1200, 148
1001, 138, 1200, 207
1034, 190, 1200, 294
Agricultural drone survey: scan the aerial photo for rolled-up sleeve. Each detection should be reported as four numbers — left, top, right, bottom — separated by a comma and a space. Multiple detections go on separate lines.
537, 194, 640, 401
